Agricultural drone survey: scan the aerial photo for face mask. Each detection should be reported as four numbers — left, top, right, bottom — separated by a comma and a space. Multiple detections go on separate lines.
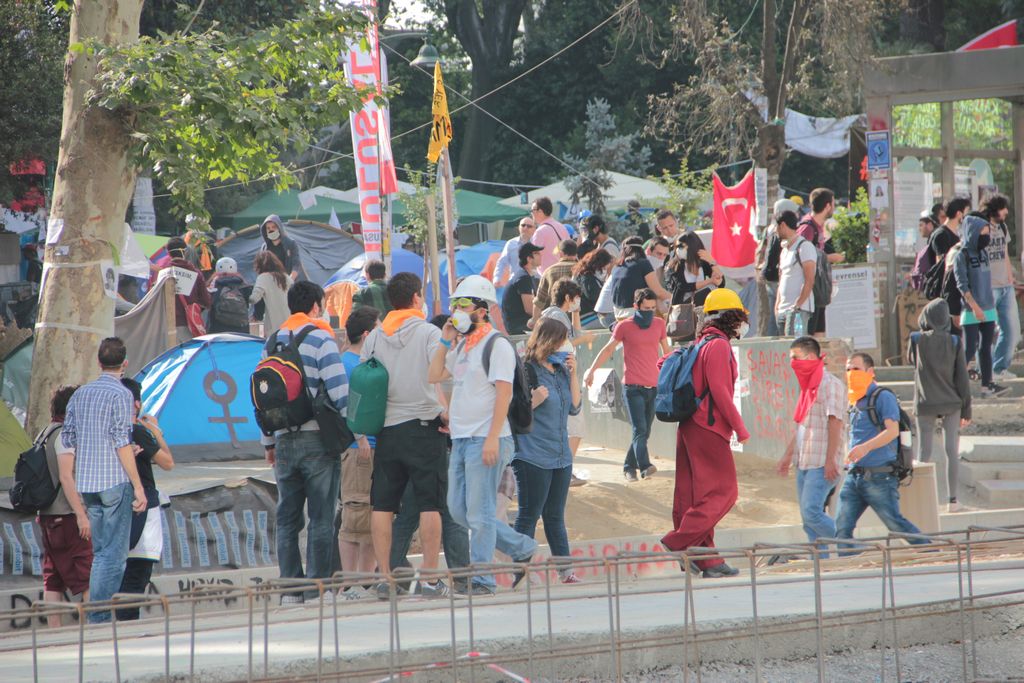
676, 247, 688, 260
450, 309, 473, 334
977, 233, 992, 250
547, 351, 570, 366
847, 369, 874, 404
648, 255, 663, 271
634, 309, 654, 329
266, 230, 281, 241
736, 322, 750, 339
570, 298, 581, 312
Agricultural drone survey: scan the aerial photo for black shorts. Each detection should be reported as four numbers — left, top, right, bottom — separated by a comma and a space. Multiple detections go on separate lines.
810, 306, 827, 334
371, 417, 447, 513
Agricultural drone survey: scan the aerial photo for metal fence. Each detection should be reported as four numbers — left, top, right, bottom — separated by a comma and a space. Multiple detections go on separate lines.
5, 525, 1024, 683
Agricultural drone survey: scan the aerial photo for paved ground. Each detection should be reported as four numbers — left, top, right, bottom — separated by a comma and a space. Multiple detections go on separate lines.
2, 556, 1021, 682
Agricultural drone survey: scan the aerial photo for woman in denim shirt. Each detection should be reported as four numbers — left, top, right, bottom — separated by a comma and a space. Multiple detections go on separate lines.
512, 318, 582, 584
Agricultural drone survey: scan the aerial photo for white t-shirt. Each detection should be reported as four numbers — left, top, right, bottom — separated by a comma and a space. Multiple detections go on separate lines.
777, 237, 817, 314
446, 330, 516, 439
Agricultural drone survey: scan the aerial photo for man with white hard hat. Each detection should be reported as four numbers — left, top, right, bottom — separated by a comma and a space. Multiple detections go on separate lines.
427, 275, 537, 596
754, 198, 801, 336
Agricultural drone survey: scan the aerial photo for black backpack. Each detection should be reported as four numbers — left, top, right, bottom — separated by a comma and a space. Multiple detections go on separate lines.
10, 424, 62, 513
864, 387, 915, 484
250, 327, 317, 435
796, 235, 833, 308
478, 333, 536, 434
210, 282, 250, 333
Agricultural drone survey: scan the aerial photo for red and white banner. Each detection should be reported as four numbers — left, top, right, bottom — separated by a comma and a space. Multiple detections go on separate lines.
342, 0, 399, 260
959, 19, 1020, 51
711, 170, 757, 268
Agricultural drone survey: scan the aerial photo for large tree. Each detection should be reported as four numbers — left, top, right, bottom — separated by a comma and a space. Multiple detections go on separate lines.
28, 1, 368, 431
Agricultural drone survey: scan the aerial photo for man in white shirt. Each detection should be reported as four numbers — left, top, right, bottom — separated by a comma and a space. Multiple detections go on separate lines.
774, 210, 817, 336
492, 216, 536, 288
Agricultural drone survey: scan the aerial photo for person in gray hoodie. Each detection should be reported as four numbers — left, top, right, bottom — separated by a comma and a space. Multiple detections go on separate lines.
909, 299, 972, 512
953, 214, 1005, 396
259, 215, 303, 282
360, 272, 449, 598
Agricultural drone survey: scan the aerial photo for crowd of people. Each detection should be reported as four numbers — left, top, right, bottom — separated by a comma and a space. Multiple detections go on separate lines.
29, 188, 1017, 619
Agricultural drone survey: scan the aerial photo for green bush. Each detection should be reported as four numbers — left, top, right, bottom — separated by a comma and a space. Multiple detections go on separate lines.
831, 188, 870, 264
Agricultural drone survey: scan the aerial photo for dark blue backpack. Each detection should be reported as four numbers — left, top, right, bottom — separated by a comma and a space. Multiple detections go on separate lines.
655, 335, 723, 423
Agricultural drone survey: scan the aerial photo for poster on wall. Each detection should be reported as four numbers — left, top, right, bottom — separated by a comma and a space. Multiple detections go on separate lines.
825, 266, 878, 350
893, 171, 932, 258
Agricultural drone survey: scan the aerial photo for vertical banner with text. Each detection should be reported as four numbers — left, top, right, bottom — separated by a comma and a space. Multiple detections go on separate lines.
343, 0, 398, 263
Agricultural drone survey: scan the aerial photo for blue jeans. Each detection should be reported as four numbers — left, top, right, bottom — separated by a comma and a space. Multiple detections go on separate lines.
623, 385, 656, 473
512, 460, 572, 560
448, 436, 537, 589
390, 472, 471, 580
835, 470, 927, 555
82, 482, 134, 623
763, 281, 780, 336
992, 285, 1020, 374
274, 431, 341, 600
796, 467, 838, 558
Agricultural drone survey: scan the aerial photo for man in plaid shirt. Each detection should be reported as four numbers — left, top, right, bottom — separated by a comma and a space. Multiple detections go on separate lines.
61, 337, 147, 624
777, 336, 845, 558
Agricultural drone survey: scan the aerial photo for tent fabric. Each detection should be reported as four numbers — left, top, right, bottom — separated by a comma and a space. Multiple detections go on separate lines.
324, 281, 359, 329
114, 276, 177, 378
325, 247, 451, 316
134, 234, 169, 259
0, 337, 32, 424
439, 240, 505, 282
224, 186, 524, 231
217, 220, 365, 287
0, 400, 29, 479
498, 171, 672, 213
136, 333, 265, 462
746, 92, 865, 159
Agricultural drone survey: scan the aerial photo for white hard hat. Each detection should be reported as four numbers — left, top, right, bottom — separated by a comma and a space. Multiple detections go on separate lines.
773, 198, 800, 216
451, 275, 498, 305
216, 256, 238, 274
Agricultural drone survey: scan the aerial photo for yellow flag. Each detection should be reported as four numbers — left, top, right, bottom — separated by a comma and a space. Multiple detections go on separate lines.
427, 62, 452, 163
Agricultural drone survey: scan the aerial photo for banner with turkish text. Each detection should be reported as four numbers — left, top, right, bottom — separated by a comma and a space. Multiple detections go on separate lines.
711, 170, 757, 268
427, 62, 452, 163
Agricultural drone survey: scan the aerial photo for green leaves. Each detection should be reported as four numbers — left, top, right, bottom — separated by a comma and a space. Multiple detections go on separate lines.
89, 7, 374, 218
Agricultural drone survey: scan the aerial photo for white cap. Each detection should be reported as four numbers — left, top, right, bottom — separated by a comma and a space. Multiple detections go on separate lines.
451, 275, 498, 305
216, 256, 238, 274
773, 198, 800, 216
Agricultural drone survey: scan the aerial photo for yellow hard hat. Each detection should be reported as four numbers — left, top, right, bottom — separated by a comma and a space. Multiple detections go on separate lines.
703, 288, 746, 314
789, 195, 804, 206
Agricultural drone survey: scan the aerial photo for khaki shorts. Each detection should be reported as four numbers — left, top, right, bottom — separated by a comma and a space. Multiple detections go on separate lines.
339, 447, 373, 542
567, 410, 585, 439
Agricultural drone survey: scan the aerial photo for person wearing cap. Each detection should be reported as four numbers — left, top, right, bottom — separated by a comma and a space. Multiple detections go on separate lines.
493, 215, 536, 288
428, 276, 538, 595
755, 198, 800, 336
576, 213, 619, 261
206, 256, 251, 334
259, 215, 303, 282
660, 288, 750, 578
910, 211, 938, 292
501, 242, 544, 335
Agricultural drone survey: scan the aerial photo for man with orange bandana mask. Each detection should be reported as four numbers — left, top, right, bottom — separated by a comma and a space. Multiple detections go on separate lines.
835, 353, 928, 554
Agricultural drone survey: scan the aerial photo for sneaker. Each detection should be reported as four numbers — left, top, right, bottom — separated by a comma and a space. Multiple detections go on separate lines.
623, 470, 639, 483
569, 473, 588, 487
947, 500, 964, 513
417, 579, 450, 598
561, 572, 583, 584
641, 465, 658, 479
994, 369, 1018, 380
968, 366, 980, 382
511, 554, 534, 589
702, 563, 740, 579
374, 581, 408, 601
982, 383, 1010, 398
458, 582, 495, 597
342, 586, 373, 601
280, 594, 304, 606
320, 590, 338, 605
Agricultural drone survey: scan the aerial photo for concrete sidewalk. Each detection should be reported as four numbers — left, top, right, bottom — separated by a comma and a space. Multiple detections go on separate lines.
2, 556, 1021, 683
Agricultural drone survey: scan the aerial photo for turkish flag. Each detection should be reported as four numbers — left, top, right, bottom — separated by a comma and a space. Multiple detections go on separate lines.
711, 170, 757, 267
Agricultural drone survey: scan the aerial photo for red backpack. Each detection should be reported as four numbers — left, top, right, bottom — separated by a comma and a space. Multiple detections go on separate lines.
250, 327, 316, 435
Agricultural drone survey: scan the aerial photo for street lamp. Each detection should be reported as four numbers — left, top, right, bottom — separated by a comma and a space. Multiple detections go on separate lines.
409, 40, 440, 70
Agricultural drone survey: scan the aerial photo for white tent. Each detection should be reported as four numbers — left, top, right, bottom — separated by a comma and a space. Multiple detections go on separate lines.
498, 171, 672, 212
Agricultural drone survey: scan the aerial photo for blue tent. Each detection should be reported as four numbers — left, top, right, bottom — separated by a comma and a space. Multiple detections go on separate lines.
440, 240, 505, 281
326, 247, 452, 315
136, 333, 265, 462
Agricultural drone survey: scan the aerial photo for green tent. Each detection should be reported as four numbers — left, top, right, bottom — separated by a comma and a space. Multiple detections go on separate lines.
0, 337, 31, 421
220, 187, 526, 230
0, 401, 29, 477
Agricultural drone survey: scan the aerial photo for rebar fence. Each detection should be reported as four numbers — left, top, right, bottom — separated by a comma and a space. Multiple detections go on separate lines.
4, 525, 1024, 683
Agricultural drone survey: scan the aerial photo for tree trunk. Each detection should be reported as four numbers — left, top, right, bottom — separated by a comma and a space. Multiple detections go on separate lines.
755, 124, 786, 205
456, 67, 499, 191
27, 0, 143, 433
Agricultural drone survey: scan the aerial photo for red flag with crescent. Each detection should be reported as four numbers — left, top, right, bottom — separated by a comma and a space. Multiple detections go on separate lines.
711, 170, 757, 268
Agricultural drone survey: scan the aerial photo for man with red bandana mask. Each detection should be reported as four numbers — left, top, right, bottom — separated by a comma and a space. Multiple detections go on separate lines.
777, 336, 845, 559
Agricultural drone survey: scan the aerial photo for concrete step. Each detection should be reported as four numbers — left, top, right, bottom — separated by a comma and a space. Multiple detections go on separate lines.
879, 379, 1024, 402
959, 436, 1024, 463
959, 461, 1024, 487
875, 363, 1024, 383
975, 479, 1024, 506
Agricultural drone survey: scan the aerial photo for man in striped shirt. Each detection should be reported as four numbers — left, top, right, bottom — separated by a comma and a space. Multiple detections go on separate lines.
262, 281, 349, 604
61, 337, 147, 624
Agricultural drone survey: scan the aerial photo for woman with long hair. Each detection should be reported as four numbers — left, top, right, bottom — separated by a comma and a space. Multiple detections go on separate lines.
572, 249, 615, 329
250, 251, 293, 335
664, 233, 724, 307
512, 318, 582, 585
609, 239, 671, 319
660, 288, 750, 578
